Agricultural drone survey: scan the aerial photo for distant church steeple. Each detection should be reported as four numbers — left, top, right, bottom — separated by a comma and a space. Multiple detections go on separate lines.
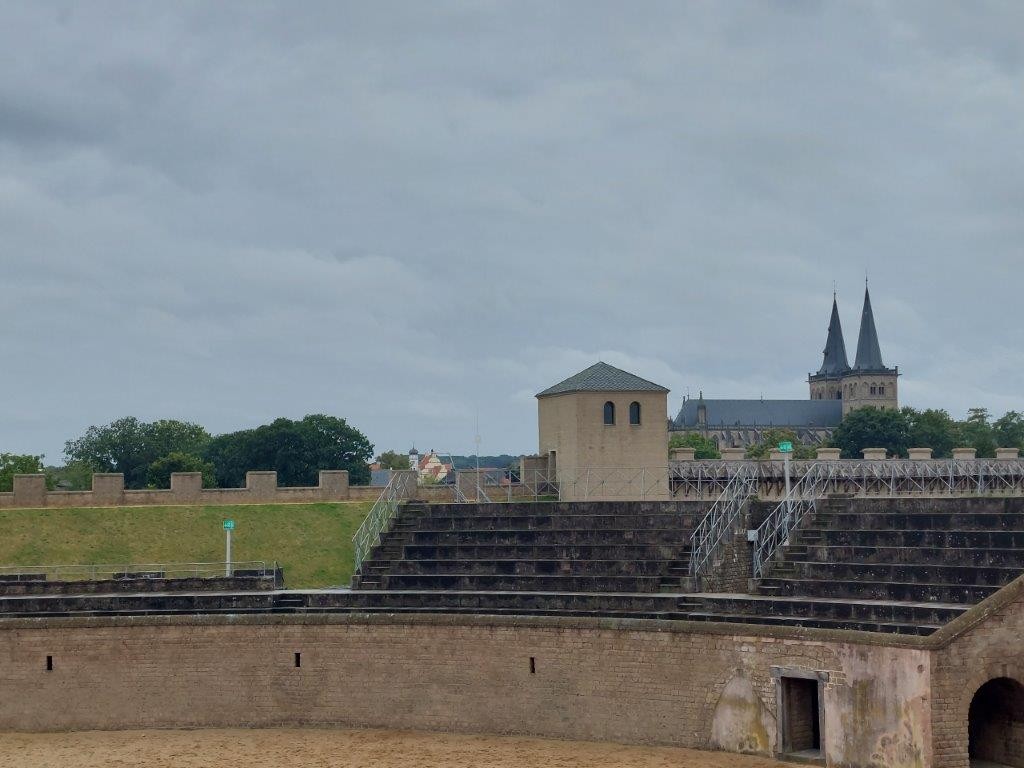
853, 282, 886, 371
816, 294, 851, 377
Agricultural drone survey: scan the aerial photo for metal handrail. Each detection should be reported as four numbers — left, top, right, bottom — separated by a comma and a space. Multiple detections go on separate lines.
352, 472, 415, 572
0, 560, 274, 581
751, 463, 828, 580
689, 463, 758, 579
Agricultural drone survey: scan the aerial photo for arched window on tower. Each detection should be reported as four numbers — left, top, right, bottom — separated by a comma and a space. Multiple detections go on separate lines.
603, 401, 615, 425
629, 401, 641, 425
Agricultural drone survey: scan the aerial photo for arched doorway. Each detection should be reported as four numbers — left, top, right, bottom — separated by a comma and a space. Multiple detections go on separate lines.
969, 677, 1024, 767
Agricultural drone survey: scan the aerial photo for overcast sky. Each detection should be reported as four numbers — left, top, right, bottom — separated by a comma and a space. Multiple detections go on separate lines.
2, 2, 1023, 462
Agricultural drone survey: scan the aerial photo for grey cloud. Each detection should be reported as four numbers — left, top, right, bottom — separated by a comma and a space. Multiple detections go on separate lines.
1, 1, 1022, 462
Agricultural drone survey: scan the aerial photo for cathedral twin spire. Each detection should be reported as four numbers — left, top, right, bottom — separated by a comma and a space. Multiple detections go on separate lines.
816, 284, 888, 377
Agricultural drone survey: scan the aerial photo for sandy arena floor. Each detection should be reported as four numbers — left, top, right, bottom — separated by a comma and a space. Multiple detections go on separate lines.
0, 727, 790, 768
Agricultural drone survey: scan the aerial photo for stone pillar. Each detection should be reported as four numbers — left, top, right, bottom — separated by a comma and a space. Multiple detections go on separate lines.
670, 447, 696, 461
952, 448, 978, 460
170, 472, 203, 503
996, 448, 1021, 460
92, 473, 125, 505
318, 470, 349, 500
12, 475, 46, 508
245, 471, 278, 502
862, 448, 887, 460
908, 448, 933, 460
720, 447, 746, 461
815, 448, 841, 461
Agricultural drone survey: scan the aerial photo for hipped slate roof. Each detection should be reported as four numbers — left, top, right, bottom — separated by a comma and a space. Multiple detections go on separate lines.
537, 361, 669, 398
673, 399, 843, 429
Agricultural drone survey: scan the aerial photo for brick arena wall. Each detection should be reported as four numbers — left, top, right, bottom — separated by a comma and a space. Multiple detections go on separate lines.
0, 614, 931, 766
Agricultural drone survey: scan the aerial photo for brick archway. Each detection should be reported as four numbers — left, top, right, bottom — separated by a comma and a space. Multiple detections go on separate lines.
938, 662, 1024, 768
969, 677, 1024, 766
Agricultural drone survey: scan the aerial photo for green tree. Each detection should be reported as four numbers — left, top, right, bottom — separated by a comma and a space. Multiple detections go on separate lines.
993, 411, 1024, 450
958, 408, 996, 458
203, 414, 374, 487
905, 408, 958, 458
829, 408, 912, 459
146, 452, 216, 489
668, 433, 721, 460
64, 417, 212, 489
0, 453, 52, 492
47, 461, 94, 491
375, 450, 411, 470
746, 429, 816, 460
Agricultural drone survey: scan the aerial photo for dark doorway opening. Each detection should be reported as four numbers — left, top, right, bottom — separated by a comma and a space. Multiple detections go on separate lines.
781, 676, 821, 757
969, 677, 1024, 767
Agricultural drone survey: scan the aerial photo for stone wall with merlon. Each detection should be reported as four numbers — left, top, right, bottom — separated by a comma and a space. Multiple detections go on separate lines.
0, 470, 350, 509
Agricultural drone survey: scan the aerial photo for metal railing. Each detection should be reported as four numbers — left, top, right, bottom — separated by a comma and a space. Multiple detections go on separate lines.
670, 457, 1024, 499
0, 561, 275, 582
555, 466, 671, 501
453, 472, 493, 504
752, 463, 829, 580
353, 471, 416, 572
689, 462, 759, 580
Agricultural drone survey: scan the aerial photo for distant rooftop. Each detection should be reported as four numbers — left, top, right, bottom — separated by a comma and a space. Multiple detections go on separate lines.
537, 361, 669, 398
673, 398, 843, 429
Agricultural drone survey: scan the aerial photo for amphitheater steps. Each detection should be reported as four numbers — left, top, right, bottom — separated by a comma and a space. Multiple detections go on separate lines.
378, 573, 671, 592
355, 500, 695, 594
679, 594, 967, 627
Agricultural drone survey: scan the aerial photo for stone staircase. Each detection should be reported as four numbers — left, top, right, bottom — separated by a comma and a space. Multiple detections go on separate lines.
758, 497, 1024, 605
675, 497, 1024, 635
353, 500, 701, 594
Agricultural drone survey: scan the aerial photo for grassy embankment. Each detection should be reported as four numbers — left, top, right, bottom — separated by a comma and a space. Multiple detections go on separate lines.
0, 501, 375, 588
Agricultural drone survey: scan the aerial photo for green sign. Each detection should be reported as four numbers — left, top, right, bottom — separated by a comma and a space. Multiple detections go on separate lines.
223, 520, 235, 530
778, 441, 794, 453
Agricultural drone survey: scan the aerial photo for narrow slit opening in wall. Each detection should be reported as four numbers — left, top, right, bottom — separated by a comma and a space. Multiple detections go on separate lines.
294, 652, 301, 668
45, 655, 52, 671
529, 657, 536, 674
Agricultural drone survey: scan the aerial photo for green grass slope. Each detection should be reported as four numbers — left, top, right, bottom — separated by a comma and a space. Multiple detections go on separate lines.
0, 501, 374, 588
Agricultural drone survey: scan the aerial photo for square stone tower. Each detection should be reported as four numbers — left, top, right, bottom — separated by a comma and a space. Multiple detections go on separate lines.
537, 362, 669, 500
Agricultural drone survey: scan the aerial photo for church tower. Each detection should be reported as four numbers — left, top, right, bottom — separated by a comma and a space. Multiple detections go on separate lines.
808, 294, 851, 401
841, 283, 898, 414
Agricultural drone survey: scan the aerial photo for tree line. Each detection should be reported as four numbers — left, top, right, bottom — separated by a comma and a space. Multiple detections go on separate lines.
669, 407, 1024, 461
1, 414, 374, 492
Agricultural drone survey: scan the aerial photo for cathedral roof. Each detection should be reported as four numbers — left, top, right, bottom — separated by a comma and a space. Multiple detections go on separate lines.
815, 296, 851, 377
673, 399, 843, 430
537, 361, 669, 397
853, 285, 890, 371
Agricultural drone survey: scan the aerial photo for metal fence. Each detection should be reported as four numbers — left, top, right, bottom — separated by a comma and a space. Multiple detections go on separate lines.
0, 560, 276, 582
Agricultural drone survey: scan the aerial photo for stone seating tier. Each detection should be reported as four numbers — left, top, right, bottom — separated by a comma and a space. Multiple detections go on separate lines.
353, 500, 700, 593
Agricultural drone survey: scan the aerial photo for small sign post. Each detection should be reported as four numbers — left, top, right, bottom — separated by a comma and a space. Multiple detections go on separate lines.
223, 519, 235, 576
778, 442, 794, 522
